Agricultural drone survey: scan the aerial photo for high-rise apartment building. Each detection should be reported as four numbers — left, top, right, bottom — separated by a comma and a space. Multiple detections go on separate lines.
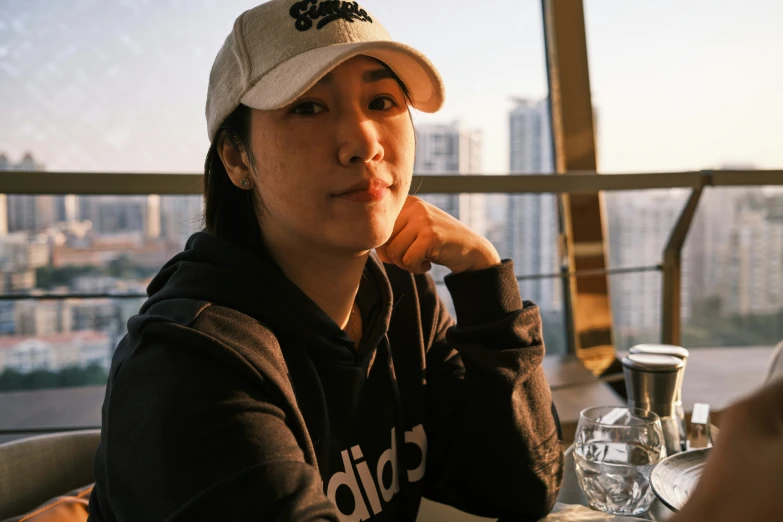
413, 122, 485, 236
720, 206, 783, 316
160, 195, 204, 247
605, 191, 696, 342
0, 153, 63, 233
78, 195, 161, 239
507, 99, 561, 312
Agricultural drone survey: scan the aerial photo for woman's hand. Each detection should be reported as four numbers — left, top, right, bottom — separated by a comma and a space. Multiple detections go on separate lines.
376, 196, 501, 274
672, 377, 783, 522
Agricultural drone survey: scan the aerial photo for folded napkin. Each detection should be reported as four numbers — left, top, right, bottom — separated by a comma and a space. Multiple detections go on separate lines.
537, 503, 649, 521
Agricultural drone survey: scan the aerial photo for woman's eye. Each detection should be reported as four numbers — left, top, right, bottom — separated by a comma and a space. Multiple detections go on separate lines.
290, 101, 326, 115
369, 96, 396, 111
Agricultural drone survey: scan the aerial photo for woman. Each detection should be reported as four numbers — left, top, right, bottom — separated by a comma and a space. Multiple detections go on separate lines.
87, 1, 564, 521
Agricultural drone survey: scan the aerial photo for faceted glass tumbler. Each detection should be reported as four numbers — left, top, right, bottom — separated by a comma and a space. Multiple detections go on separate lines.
574, 406, 667, 516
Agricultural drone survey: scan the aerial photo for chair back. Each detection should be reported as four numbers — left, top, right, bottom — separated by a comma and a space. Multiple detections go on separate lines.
0, 430, 100, 520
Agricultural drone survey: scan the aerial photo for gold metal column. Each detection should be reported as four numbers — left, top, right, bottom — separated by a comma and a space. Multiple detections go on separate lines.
542, 0, 615, 373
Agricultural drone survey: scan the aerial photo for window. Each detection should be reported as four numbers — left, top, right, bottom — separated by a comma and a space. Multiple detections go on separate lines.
586, 1, 783, 351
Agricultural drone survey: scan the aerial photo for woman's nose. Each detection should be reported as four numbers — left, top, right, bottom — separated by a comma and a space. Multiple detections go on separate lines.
337, 112, 384, 167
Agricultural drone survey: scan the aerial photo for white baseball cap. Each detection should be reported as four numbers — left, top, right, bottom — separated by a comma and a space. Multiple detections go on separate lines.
206, 0, 446, 142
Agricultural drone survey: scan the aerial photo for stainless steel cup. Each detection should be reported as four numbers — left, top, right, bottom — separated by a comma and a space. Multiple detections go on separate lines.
622, 353, 685, 456
628, 344, 689, 453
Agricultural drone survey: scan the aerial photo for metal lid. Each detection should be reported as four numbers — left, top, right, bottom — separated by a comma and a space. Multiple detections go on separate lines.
622, 353, 685, 373
629, 344, 690, 361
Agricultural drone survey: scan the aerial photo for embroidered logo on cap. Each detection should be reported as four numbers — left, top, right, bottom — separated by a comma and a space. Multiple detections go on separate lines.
289, 0, 373, 31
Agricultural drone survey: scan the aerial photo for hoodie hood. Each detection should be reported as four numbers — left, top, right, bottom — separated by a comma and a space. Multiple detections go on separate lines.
142, 231, 394, 362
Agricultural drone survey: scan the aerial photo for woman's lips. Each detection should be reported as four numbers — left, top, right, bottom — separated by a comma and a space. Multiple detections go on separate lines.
338, 185, 389, 203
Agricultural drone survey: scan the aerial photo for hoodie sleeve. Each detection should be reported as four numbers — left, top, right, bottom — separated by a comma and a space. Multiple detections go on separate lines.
92, 325, 339, 522
419, 259, 564, 521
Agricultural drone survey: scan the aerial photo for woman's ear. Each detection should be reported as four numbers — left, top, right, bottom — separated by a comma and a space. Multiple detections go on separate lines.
217, 137, 253, 190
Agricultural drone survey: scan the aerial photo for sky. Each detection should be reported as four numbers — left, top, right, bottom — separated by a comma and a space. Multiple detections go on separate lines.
1, 0, 782, 175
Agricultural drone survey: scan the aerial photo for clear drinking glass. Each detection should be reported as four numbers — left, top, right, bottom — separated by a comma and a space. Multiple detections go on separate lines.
574, 406, 667, 516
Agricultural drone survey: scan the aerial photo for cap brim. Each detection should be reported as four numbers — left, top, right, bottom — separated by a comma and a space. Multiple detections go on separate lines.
240, 41, 445, 113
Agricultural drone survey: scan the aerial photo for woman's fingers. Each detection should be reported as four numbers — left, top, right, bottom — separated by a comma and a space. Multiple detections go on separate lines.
375, 245, 393, 265
381, 225, 432, 273
400, 233, 433, 274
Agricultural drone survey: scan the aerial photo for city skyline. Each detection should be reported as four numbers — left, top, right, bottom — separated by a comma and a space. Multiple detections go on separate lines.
0, 157, 782, 376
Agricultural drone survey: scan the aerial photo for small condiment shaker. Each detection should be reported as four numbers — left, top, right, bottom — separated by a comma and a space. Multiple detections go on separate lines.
622, 353, 686, 456
629, 344, 689, 452
688, 402, 712, 449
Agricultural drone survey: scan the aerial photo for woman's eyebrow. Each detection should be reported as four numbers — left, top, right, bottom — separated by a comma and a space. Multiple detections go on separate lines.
313, 67, 395, 87
361, 68, 396, 83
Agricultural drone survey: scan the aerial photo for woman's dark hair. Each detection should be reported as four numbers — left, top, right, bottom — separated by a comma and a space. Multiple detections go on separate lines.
203, 103, 261, 250
202, 62, 412, 249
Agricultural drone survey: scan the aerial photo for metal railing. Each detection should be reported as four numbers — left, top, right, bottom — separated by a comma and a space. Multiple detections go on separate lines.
2, 169, 780, 195
0, 265, 663, 301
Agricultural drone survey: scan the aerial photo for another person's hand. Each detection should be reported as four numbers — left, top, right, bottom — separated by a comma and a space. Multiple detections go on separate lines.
376, 196, 501, 274
672, 377, 783, 522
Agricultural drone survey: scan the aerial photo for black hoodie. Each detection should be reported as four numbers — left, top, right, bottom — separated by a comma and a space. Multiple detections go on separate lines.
87, 231, 563, 522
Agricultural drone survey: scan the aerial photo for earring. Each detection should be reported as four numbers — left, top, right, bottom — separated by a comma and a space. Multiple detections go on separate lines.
239, 178, 250, 189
